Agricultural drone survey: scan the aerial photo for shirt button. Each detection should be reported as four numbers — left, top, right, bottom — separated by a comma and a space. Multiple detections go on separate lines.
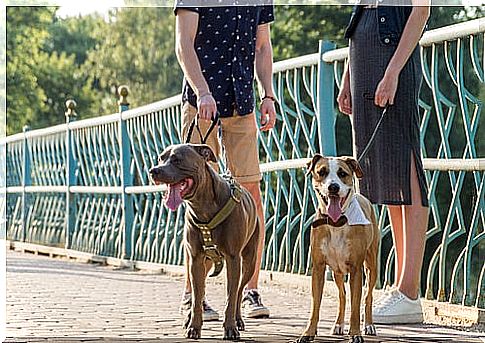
384, 38, 390, 44
380, 17, 386, 23
236, 35, 240, 40
238, 14, 241, 19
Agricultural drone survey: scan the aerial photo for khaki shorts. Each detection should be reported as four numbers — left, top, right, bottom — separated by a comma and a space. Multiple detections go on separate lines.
181, 103, 261, 183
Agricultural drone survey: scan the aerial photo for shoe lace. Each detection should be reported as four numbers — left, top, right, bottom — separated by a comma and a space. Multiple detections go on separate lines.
245, 290, 263, 307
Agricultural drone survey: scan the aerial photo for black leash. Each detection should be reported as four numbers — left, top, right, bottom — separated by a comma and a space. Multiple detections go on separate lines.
357, 99, 390, 163
185, 112, 220, 144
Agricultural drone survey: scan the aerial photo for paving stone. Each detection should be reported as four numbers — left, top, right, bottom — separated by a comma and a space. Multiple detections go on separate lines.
6, 250, 484, 342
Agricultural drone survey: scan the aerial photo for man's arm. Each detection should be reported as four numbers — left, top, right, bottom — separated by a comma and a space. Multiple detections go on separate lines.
255, 23, 276, 131
175, 9, 217, 120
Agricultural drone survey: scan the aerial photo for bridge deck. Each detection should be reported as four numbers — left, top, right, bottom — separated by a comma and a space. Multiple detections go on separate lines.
6, 250, 483, 342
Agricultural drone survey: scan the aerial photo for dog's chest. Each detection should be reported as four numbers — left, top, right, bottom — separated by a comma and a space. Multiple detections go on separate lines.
320, 230, 352, 274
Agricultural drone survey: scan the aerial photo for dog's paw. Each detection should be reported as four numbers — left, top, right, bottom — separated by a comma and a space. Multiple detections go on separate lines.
291, 335, 315, 343
364, 324, 376, 336
185, 327, 201, 339
236, 317, 245, 331
331, 323, 345, 335
223, 327, 240, 341
349, 335, 364, 343
183, 313, 191, 330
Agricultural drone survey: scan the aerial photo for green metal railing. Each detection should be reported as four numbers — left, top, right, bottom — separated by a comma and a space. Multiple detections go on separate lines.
3, 18, 484, 308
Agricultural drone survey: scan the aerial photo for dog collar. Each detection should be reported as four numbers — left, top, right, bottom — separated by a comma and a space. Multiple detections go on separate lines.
312, 212, 348, 228
187, 176, 242, 277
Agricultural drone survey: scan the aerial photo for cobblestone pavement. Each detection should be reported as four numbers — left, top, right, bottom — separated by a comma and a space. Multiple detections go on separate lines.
5, 250, 484, 342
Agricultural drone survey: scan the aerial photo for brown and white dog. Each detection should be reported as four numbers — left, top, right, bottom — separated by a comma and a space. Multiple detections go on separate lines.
296, 155, 380, 343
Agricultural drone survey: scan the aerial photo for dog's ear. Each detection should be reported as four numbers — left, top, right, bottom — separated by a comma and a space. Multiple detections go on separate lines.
190, 144, 217, 163
306, 154, 324, 176
341, 156, 364, 179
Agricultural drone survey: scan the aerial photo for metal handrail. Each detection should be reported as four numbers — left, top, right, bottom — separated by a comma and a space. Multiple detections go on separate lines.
3, 18, 484, 142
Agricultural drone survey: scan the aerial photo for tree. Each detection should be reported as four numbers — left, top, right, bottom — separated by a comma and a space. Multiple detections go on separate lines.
83, 7, 183, 115
6, 7, 55, 134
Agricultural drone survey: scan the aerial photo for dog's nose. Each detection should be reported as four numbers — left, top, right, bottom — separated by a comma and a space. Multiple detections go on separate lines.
328, 183, 340, 194
149, 167, 160, 176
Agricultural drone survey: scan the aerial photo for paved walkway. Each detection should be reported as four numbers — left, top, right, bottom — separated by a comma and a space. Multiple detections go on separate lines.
5, 250, 484, 342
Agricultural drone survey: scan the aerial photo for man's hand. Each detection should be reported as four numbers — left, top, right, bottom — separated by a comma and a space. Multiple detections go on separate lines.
197, 93, 217, 121
259, 98, 276, 131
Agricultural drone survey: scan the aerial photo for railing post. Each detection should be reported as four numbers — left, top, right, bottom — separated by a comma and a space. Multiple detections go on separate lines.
21, 125, 31, 243
118, 85, 134, 260
65, 100, 77, 249
317, 40, 337, 156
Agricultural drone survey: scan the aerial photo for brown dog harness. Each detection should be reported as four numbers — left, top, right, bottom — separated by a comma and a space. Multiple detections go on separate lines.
188, 176, 242, 277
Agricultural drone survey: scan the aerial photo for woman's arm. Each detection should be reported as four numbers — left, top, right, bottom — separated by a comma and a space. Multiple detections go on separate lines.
374, 1, 430, 107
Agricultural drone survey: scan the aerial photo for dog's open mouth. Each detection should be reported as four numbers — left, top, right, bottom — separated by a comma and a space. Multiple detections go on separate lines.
316, 188, 351, 223
163, 178, 194, 211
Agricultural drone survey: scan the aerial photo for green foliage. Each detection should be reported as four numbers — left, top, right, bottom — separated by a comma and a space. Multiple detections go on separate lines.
6, 7, 55, 134
272, 5, 352, 60
84, 7, 182, 115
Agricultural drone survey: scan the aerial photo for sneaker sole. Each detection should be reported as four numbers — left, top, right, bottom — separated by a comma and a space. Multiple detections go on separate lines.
180, 310, 219, 322
203, 313, 219, 322
244, 308, 270, 319
373, 313, 423, 324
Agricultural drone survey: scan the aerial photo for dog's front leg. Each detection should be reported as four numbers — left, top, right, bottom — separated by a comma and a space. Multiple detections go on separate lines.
297, 260, 326, 343
348, 266, 364, 343
185, 253, 206, 340
223, 255, 241, 341
331, 272, 346, 335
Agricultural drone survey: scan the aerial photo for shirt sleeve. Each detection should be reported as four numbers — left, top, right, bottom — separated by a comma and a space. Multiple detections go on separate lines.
258, 5, 274, 25
173, 0, 199, 16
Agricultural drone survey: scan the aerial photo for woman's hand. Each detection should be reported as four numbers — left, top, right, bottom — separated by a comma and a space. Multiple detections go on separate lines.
374, 70, 399, 108
337, 66, 352, 115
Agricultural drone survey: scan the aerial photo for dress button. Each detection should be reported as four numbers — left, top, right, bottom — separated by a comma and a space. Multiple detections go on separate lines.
380, 17, 386, 23
384, 38, 390, 44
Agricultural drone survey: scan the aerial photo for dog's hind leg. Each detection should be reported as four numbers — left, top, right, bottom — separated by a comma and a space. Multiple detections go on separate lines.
185, 253, 206, 340
331, 272, 346, 335
223, 255, 242, 340
363, 249, 378, 336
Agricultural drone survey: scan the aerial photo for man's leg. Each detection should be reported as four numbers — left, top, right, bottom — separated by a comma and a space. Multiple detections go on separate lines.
220, 113, 270, 318
240, 182, 265, 290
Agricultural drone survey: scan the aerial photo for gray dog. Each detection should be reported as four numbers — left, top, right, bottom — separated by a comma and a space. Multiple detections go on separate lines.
149, 143, 260, 340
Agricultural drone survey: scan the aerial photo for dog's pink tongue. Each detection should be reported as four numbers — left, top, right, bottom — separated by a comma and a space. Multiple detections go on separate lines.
165, 182, 183, 211
327, 196, 342, 223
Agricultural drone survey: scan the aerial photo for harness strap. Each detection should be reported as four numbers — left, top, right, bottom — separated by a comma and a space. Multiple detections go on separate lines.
188, 178, 242, 277
185, 112, 220, 144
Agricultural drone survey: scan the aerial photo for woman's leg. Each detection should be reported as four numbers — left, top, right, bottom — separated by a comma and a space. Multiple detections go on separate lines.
387, 205, 404, 286
399, 154, 429, 299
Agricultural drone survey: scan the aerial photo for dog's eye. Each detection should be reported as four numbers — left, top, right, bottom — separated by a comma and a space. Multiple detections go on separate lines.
318, 169, 328, 177
171, 156, 180, 165
337, 170, 349, 178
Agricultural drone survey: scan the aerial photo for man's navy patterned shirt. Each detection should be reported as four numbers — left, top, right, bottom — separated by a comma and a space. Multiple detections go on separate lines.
174, 5, 274, 117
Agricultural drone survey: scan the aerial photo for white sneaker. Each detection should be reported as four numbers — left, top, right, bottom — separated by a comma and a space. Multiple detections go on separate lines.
373, 285, 397, 305
373, 289, 423, 324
